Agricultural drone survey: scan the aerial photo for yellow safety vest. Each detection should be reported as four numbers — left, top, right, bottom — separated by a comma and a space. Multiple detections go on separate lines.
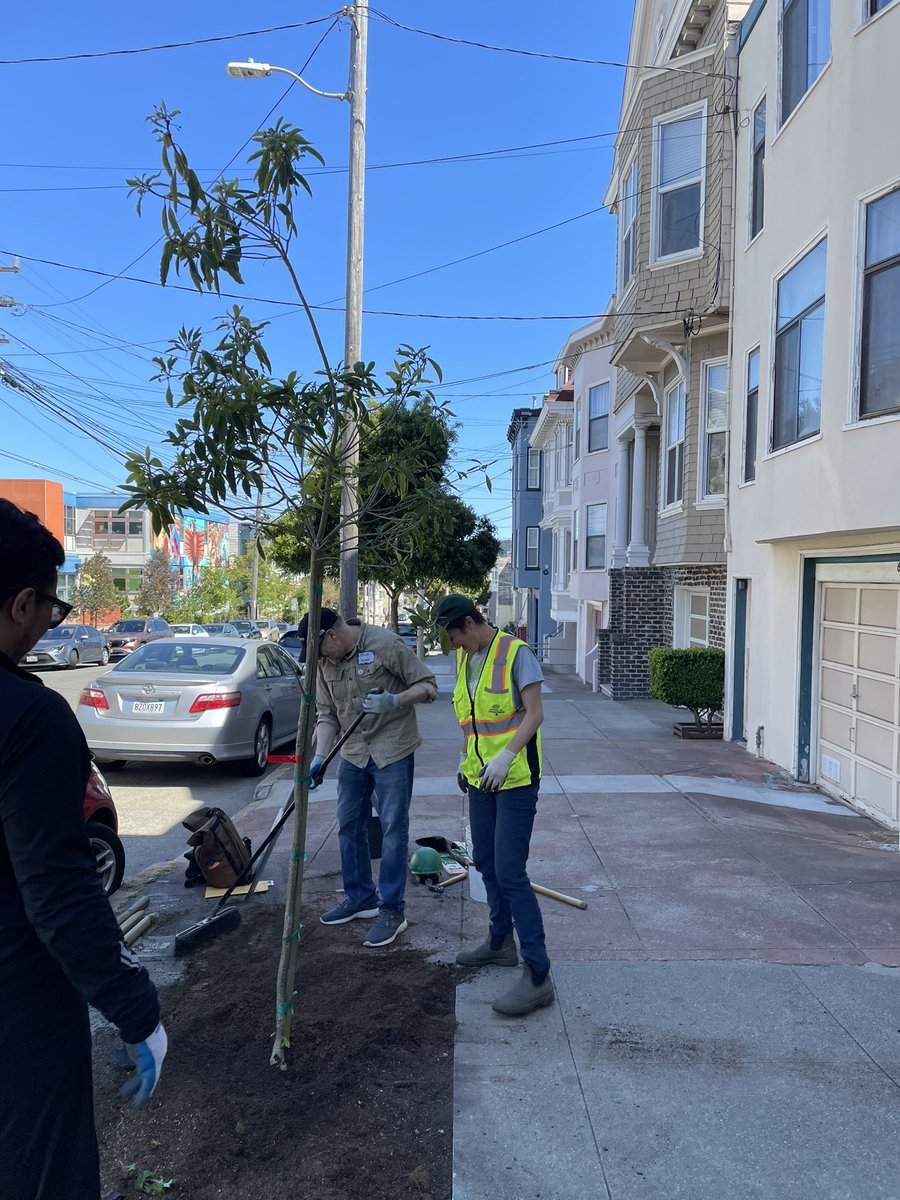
452, 631, 542, 790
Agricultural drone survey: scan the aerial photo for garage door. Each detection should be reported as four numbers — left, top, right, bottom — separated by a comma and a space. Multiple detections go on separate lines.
817, 582, 900, 825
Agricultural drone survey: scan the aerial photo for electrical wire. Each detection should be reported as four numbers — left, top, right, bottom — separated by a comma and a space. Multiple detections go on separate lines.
0, 15, 340, 65
368, 10, 728, 78
5, 251, 693, 320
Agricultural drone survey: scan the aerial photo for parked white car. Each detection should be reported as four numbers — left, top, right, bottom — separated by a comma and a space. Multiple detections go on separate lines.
169, 623, 210, 638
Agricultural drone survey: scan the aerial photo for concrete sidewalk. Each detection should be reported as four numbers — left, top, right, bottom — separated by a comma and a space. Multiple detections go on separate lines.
226, 655, 900, 1199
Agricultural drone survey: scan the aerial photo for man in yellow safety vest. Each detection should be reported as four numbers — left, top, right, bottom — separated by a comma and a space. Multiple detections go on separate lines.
434, 594, 553, 1016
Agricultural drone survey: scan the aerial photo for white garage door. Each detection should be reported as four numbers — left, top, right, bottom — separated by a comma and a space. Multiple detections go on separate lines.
817, 582, 900, 826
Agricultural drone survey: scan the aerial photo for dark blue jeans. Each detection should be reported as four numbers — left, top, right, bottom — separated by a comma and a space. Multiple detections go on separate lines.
467, 783, 550, 977
336, 753, 414, 914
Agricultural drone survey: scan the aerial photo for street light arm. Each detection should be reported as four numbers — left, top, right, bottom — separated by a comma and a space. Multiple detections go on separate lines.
268, 64, 349, 101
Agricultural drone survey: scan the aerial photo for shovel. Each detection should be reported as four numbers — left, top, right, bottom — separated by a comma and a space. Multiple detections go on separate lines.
173, 712, 366, 956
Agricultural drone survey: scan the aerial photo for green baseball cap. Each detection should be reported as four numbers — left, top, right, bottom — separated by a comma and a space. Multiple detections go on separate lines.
433, 593, 478, 627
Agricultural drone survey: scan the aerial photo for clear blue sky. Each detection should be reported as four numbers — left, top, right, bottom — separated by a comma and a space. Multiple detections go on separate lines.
0, 3, 633, 539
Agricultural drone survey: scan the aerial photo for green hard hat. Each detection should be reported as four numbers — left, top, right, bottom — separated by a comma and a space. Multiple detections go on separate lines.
408, 846, 443, 884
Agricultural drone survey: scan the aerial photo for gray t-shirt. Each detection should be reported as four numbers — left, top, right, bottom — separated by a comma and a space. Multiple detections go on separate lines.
465, 636, 543, 708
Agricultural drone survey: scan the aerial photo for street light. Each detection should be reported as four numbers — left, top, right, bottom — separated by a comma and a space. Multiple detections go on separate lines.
225, 0, 369, 620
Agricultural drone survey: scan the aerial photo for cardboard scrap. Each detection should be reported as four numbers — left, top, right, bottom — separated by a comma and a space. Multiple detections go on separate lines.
204, 880, 274, 899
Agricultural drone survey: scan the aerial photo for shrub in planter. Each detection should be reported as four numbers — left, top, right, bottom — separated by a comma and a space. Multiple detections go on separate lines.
648, 646, 725, 730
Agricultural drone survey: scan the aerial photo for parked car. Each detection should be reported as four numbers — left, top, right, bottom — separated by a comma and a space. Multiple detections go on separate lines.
255, 617, 281, 642
276, 621, 290, 636
83, 762, 126, 896
78, 638, 304, 776
279, 628, 304, 663
232, 620, 263, 640
169, 623, 210, 638
20, 623, 109, 670
106, 617, 172, 659
396, 622, 418, 650
201, 623, 241, 638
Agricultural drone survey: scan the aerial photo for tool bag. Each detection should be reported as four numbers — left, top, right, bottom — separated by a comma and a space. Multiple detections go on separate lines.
182, 806, 252, 889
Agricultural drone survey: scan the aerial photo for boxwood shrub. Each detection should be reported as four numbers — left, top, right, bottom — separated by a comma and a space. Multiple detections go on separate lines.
648, 646, 725, 728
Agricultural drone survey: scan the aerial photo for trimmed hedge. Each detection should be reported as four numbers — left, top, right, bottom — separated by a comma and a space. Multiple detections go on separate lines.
648, 647, 725, 728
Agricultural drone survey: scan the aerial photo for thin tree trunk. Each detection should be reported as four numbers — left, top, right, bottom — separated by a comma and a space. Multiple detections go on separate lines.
389, 590, 399, 632
271, 543, 324, 1068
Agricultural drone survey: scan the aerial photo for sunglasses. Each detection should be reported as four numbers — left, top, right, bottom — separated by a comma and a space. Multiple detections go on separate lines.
3, 587, 73, 629
36, 591, 74, 629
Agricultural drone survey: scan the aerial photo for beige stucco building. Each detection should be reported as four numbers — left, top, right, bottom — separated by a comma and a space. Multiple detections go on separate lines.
727, 0, 900, 825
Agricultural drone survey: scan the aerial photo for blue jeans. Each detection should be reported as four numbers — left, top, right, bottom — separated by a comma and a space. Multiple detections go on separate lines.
468, 783, 550, 977
336, 754, 414, 914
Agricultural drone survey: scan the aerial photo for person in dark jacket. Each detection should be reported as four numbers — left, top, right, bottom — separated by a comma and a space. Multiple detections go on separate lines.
0, 498, 166, 1200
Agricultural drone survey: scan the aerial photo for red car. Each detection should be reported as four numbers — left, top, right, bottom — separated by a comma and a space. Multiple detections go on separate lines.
83, 762, 126, 896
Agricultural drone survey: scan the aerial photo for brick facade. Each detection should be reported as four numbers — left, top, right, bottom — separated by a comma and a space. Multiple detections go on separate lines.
603, 564, 726, 699
605, 567, 669, 699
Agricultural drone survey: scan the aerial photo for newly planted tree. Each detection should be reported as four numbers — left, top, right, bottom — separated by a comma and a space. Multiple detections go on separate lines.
123, 106, 471, 1065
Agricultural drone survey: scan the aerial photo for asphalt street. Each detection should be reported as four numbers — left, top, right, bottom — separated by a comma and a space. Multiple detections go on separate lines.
43, 663, 266, 885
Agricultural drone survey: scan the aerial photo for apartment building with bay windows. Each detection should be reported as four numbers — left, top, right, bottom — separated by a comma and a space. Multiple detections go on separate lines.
599, 0, 747, 698
727, 0, 900, 826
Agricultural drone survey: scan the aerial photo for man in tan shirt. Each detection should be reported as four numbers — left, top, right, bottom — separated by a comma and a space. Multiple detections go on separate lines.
297, 608, 437, 947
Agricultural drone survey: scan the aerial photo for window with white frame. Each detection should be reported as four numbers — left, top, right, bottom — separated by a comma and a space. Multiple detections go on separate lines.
699, 361, 728, 500
773, 238, 826, 449
573, 398, 581, 459
553, 422, 572, 487
744, 348, 760, 483
653, 107, 705, 261
664, 379, 686, 506
619, 158, 638, 289
674, 588, 710, 648
780, 0, 831, 124
868, 0, 895, 15
525, 526, 540, 569
588, 382, 609, 452
572, 507, 579, 572
750, 98, 766, 240
64, 506, 76, 538
527, 447, 541, 489
585, 503, 607, 569
860, 186, 900, 419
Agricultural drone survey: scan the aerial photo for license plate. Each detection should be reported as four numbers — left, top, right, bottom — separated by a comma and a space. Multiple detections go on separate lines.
132, 701, 165, 715
25, 655, 38, 663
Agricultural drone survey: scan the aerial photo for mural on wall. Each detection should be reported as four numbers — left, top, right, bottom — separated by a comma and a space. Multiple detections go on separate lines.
152, 515, 231, 587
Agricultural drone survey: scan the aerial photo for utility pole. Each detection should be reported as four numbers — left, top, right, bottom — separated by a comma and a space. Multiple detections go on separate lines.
338, 0, 368, 620
249, 482, 263, 619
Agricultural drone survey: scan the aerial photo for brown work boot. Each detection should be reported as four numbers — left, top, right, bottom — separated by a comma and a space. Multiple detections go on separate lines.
491, 966, 555, 1016
455, 930, 518, 968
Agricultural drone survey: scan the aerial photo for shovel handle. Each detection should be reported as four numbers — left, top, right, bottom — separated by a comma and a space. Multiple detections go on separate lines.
530, 883, 588, 910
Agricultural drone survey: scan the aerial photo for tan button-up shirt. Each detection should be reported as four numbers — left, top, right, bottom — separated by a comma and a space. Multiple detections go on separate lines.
315, 624, 437, 769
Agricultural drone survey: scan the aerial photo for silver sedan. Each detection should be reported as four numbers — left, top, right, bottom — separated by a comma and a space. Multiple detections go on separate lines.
77, 638, 303, 775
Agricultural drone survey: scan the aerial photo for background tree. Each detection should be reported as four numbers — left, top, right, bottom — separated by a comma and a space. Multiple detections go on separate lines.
71, 552, 119, 624
169, 566, 233, 622
122, 106, 478, 1067
136, 550, 181, 616
268, 399, 498, 627
225, 550, 304, 620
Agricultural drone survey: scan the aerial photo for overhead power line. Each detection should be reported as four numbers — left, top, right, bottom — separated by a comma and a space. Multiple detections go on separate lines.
368, 10, 727, 78
0, 14, 340, 65
3, 250, 688, 321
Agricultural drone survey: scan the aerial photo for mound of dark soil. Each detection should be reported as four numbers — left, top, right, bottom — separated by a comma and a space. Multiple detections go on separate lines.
95, 906, 459, 1200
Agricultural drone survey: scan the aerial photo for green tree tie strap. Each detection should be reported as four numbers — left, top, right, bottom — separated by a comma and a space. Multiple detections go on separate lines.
276, 990, 298, 1016
282, 923, 304, 944
291, 851, 308, 862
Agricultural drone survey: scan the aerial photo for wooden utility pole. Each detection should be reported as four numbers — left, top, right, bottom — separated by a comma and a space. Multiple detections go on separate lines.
338, 0, 368, 620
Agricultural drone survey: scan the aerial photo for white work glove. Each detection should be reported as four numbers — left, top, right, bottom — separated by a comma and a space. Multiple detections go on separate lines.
120, 1022, 168, 1107
479, 747, 515, 792
362, 688, 399, 715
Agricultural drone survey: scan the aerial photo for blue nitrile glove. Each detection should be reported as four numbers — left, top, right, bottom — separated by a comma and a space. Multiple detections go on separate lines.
119, 1022, 167, 1108
309, 755, 327, 788
362, 688, 399, 715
